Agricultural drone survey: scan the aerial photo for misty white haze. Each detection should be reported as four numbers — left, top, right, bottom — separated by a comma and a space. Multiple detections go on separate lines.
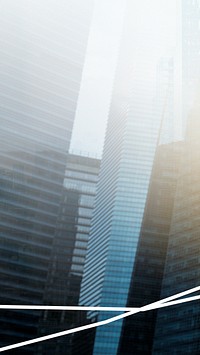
70, 0, 179, 157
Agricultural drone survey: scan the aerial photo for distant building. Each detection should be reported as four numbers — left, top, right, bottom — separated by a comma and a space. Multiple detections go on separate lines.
156, 57, 175, 144
118, 141, 182, 354
181, 0, 200, 132
0, 1, 93, 352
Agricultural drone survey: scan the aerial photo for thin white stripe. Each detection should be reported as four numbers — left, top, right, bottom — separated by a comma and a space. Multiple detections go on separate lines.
0, 285, 199, 352
0, 305, 136, 312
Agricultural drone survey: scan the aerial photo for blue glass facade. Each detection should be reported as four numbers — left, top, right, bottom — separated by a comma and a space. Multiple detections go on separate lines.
0, 0, 93, 351
79, 3, 162, 354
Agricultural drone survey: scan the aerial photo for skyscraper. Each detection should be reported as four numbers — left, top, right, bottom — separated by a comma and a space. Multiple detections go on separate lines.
119, 1, 200, 353
153, 93, 200, 354
38, 153, 100, 355
118, 141, 182, 354
151, 1, 200, 352
0, 0, 93, 351
79, 2, 163, 353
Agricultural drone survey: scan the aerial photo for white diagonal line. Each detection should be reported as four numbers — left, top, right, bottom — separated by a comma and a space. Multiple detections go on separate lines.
0, 286, 200, 352
146, 295, 200, 311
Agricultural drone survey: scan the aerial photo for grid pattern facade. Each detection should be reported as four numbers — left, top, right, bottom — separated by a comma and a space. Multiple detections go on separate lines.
118, 142, 182, 354
152, 1, 200, 352
0, 1, 93, 351
153, 98, 200, 354
37, 154, 100, 354
79, 2, 162, 354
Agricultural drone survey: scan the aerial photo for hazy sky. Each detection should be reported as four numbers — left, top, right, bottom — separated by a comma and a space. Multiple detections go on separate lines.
70, 0, 178, 157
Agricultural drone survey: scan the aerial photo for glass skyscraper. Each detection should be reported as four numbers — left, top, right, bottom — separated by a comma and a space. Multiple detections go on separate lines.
118, 141, 182, 354
37, 153, 100, 354
152, 1, 200, 352
0, 0, 93, 351
118, 2, 200, 353
78, 1, 200, 354
153, 92, 200, 354
79, 2, 162, 354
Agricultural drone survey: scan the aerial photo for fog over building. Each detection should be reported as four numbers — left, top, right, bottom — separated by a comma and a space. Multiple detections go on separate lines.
0, 0, 93, 352
79, 1, 165, 353
153, 91, 200, 354
181, 0, 200, 132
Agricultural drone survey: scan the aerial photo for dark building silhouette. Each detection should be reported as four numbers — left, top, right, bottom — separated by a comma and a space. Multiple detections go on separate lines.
37, 153, 100, 354
117, 142, 182, 354
153, 95, 200, 354
71, 310, 96, 355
